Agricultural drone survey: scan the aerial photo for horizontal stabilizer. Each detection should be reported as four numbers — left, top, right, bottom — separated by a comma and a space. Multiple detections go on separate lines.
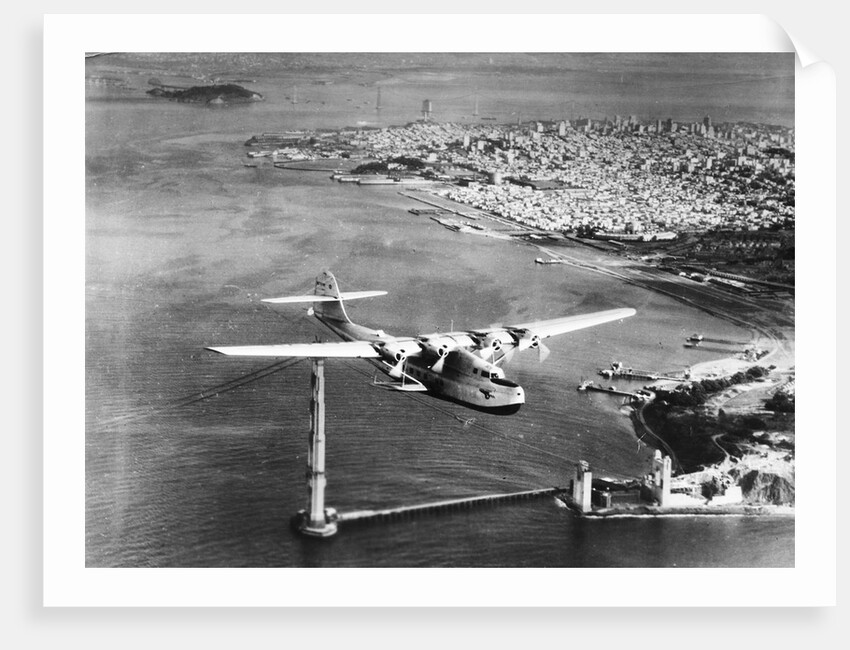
262, 290, 387, 304
206, 341, 380, 358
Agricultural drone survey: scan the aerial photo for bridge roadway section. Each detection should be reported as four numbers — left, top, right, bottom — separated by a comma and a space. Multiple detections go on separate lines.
336, 487, 567, 525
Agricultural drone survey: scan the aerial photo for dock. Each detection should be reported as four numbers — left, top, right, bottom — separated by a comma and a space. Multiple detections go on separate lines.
336, 487, 566, 525
577, 380, 653, 401
597, 362, 687, 382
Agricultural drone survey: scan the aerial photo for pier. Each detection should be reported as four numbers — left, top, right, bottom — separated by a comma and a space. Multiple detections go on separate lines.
578, 380, 653, 401
597, 361, 687, 382
336, 487, 566, 525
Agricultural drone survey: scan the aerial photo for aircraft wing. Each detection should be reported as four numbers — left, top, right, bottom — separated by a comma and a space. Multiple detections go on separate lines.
206, 341, 380, 358
262, 291, 387, 304
507, 308, 636, 340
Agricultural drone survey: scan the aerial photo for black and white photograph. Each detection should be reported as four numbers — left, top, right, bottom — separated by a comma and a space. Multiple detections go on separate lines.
82, 48, 797, 567
38, 13, 836, 612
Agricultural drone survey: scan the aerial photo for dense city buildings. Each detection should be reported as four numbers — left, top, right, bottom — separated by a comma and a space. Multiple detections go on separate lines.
260, 115, 794, 239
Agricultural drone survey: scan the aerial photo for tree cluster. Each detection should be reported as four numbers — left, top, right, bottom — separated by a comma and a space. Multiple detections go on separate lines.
764, 391, 795, 413
351, 156, 427, 175
655, 365, 770, 407
575, 224, 598, 238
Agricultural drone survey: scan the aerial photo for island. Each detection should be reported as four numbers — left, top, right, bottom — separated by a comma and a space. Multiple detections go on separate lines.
146, 83, 263, 105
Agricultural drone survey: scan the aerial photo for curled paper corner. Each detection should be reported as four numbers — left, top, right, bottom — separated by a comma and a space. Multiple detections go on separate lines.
787, 32, 824, 69
763, 14, 824, 69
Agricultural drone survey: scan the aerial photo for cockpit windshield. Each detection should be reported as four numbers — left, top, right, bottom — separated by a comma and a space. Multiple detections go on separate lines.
491, 377, 520, 388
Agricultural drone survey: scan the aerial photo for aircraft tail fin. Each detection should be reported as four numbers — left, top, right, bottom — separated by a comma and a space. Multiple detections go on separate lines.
260, 270, 386, 324
313, 270, 350, 323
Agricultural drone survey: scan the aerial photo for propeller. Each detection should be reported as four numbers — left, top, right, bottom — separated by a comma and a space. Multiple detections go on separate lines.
473, 332, 504, 362
474, 327, 551, 365
510, 328, 551, 363
495, 347, 516, 366
428, 342, 451, 373
376, 341, 417, 378
388, 355, 406, 379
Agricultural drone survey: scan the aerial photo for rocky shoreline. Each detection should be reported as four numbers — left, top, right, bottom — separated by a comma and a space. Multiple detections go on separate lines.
636, 355, 795, 507
570, 502, 795, 518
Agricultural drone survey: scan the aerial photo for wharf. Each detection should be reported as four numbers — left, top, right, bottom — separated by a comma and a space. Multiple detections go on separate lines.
577, 381, 651, 400
398, 190, 487, 222
336, 487, 566, 525
273, 162, 342, 172
598, 362, 687, 382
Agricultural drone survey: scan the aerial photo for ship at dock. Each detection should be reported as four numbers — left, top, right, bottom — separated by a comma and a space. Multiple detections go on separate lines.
577, 379, 655, 401
597, 361, 688, 382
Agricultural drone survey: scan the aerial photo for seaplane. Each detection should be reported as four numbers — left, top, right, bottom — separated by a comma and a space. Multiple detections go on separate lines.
206, 270, 636, 415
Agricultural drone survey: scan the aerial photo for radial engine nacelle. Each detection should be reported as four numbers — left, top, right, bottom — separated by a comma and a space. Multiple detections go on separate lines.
480, 333, 504, 351
422, 340, 451, 359
420, 339, 454, 372
472, 332, 506, 360
511, 328, 541, 350
376, 341, 417, 364
509, 328, 550, 362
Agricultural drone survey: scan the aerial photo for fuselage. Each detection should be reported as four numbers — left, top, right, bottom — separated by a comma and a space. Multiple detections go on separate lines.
318, 315, 525, 414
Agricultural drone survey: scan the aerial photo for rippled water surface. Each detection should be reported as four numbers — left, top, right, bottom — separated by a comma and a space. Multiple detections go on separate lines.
85, 54, 794, 567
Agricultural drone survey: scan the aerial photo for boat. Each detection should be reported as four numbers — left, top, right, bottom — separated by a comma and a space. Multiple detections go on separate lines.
687, 333, 704, 343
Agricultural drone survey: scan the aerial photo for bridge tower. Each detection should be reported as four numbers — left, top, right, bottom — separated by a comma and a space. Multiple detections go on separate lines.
572, 460, 593, 513
295, 358, 338, 537
650, 450, 672, 507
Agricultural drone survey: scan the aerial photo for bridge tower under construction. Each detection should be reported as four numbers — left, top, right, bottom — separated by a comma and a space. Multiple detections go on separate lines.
294, 358, 338, 537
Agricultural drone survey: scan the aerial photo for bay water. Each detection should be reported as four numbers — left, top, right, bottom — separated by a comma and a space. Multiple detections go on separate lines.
84, 54, 793, 567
